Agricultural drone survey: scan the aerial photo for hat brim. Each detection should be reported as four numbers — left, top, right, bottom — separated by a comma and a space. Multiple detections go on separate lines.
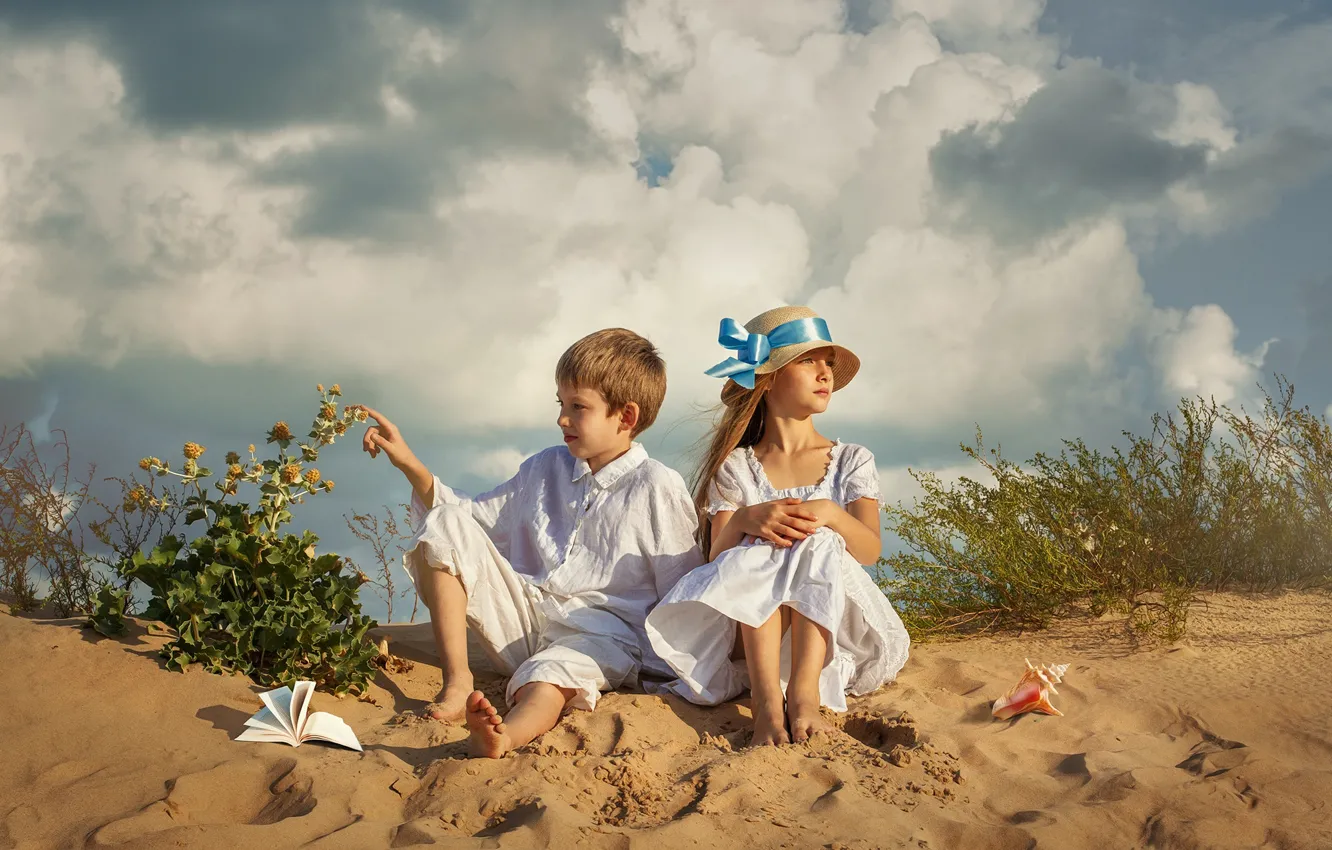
754, 342, 860, 391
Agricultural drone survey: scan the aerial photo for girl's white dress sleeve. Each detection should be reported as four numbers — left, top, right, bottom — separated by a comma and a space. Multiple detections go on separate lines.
644, 442, 910, 710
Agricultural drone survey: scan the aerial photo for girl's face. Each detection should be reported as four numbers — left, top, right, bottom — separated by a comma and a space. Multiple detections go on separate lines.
767, 346, 836, 417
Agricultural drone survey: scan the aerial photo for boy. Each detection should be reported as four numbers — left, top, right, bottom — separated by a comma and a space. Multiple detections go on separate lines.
360, 329, 702, 757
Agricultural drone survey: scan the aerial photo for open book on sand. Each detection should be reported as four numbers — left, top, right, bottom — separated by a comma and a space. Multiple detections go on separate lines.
235, 681, 362, 752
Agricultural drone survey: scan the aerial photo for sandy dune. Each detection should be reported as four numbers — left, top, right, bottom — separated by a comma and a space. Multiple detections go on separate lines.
2, 592, 1330, 849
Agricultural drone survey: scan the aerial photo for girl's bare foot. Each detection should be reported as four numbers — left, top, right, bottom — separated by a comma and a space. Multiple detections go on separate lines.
465, 691, 513, 758
423, 679, 474, 722
786, 692, 831, 743
750, 697, 791, 747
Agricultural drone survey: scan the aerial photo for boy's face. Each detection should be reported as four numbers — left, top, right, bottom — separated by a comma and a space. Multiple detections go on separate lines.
556, 384, 635, 464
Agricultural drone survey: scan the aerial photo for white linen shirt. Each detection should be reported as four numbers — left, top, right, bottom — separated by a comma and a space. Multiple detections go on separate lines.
409, 442, 702, 675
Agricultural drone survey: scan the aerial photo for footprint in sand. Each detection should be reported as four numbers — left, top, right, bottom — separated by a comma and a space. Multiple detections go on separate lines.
87, 758, 316, 846
1171, 713, 1248, 779
842, 710, 920, 753
1176, 743, 1249, 778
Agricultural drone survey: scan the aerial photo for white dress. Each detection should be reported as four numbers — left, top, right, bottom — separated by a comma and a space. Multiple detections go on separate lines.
644, 441, 910, 712
402, 443, 702, 711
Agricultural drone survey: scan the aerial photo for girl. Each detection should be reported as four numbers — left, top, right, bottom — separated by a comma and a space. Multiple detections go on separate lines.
645, 306, 910, 746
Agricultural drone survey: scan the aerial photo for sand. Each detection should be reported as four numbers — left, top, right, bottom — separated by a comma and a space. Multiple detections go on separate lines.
2, 591, 1330, 849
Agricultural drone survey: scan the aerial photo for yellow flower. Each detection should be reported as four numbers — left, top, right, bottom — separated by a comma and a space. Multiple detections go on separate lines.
270, 421, 293, 442
317, 383, 325, 393
330, 383, 341, 395
138, 457, 154, 471
123, 485, 148, 513
280, 463, 302, 484
323, 480, 335, 492
252, 463, 264, 475
333, 421, 347, 436
304, 468, 321, 486
248, 444, 256, 454
183, 442, 205, 460
321, 403, 336, 420
228, 464, 244, 477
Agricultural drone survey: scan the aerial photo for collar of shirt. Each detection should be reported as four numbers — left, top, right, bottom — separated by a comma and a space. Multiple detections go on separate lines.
571, 442, 647, 490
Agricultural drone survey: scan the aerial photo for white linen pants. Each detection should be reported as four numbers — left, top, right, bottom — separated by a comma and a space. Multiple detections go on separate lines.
404, 504, 638, 711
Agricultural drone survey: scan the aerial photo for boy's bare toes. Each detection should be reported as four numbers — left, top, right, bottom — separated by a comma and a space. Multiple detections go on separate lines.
465, 691, 512, 759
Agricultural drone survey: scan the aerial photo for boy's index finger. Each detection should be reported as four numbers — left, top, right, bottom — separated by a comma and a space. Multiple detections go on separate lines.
357, 405, 390, 427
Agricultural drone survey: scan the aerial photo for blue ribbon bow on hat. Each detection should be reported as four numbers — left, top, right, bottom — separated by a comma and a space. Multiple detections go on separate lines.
705, 316, 833, 389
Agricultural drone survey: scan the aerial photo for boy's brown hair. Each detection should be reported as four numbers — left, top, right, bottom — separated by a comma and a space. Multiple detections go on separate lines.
556, 329, 666, 436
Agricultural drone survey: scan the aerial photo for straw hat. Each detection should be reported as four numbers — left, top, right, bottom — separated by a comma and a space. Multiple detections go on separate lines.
707, 305, 861, 391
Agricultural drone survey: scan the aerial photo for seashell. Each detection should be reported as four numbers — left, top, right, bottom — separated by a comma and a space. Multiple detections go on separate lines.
991, 659, 1070, 720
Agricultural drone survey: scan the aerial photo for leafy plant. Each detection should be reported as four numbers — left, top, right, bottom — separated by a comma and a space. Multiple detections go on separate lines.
90, 385, 380, 694
879, 377, 1332, 640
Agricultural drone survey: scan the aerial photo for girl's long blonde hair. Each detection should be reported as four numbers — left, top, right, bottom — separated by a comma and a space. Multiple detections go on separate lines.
692, 373, 775, 560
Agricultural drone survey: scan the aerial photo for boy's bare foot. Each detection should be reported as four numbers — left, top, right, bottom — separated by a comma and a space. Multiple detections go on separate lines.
750, 697, 791, 747
422, 680, 474, 722
466, 691, 513, 758
786, 692, 831, 743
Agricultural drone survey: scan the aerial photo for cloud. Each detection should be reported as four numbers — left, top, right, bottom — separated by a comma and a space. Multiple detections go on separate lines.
466, 447, 533, 482
931, 62, 1214, 241
0, 0, 393, 130
879, 461, 996, 507
1151, 303, 1272, 405
25, 390, 58, 444
1180, 16, 1332, 135
0, 0, 1313, 450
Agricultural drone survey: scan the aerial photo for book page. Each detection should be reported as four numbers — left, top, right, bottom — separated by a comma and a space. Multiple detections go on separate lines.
299, 712, 363, 752
258, 686, 297, 739
292, 681, 315, 738
242, 706, 289, 737
235, 726, 298, 746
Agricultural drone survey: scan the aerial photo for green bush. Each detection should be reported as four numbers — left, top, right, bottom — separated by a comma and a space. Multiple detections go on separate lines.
89, 385, 380, 695
878, 377, 1332, 640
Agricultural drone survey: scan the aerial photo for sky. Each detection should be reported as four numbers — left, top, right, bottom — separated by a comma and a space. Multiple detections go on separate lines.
2, 0, 1330, 622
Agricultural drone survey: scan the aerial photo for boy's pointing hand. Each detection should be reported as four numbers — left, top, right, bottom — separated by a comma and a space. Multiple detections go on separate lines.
358, 406, 417, 469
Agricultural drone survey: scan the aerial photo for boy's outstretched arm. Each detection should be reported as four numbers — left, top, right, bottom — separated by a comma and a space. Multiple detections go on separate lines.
359, 406, 434, 506
361, 405, 524, 544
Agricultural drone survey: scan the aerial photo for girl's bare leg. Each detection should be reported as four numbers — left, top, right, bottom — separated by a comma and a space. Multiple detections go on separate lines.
787, 610, 833, 742
739, 609, 790, 746
465, 682, 575, 758
417, 565, 474, 721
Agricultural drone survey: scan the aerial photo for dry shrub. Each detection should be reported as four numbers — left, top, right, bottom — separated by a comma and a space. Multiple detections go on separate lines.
344, 503, 413, 623
879, 377, 1332, 640
0, 425, 99, 615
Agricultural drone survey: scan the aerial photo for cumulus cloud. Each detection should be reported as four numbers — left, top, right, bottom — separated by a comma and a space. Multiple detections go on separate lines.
1151, 304, 1272, 405
466, 447, 534, 482
879, 461, 996, 508
930, 61, 1212, 241
0, 0, 1322, 446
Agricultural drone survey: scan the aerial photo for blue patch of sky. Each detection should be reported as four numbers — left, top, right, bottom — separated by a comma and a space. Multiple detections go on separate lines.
633, 141, 675, 187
